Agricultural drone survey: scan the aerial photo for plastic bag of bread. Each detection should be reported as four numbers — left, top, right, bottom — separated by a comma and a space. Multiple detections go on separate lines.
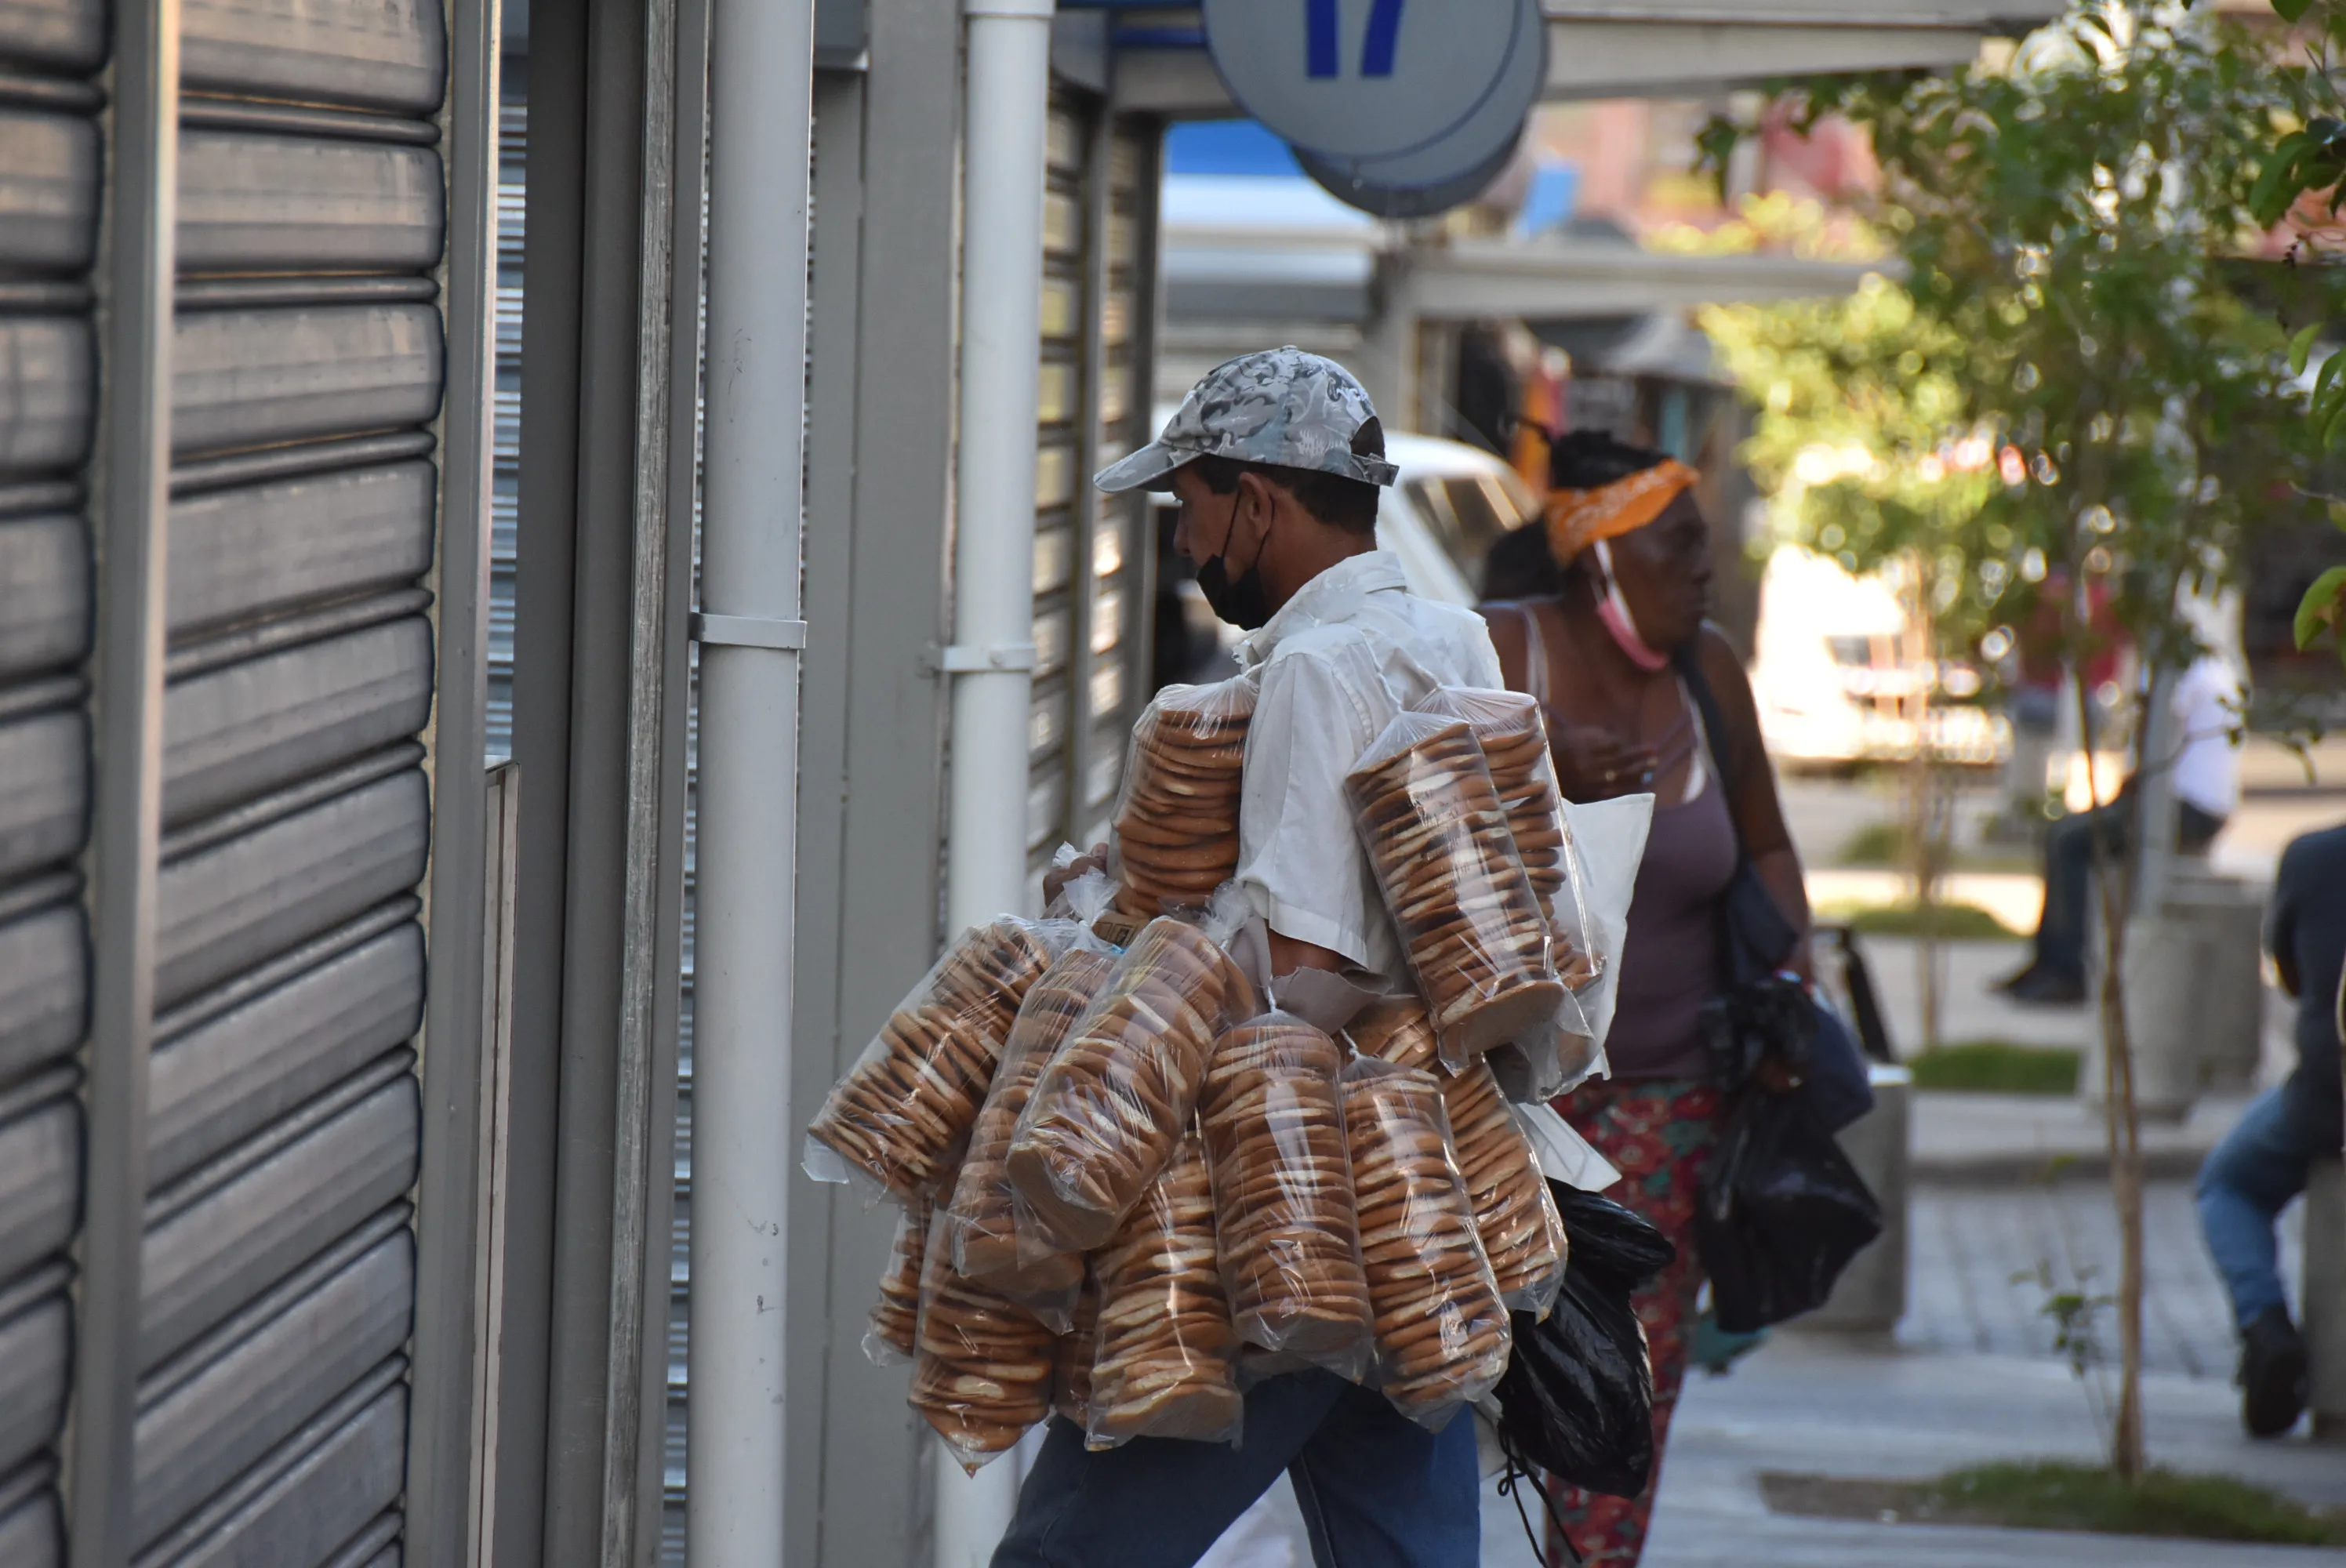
1346, 997, 1568, 1318
1008, 890, 1258, 1252
1340, 1055, 1513, 1428
804, 916, 1068, 1200
942, 938, 1120, 1328
1102, 677, 1256, 938
1411, 687, 1603, 996
1085, 1130, 1244, 1448
1345, 713, 1563, 1065
909, 1203, 1058, 1472
1053, 1274, 1100, 1426
863, 1185, 935, 1366
1197, 1012, 1374, 1377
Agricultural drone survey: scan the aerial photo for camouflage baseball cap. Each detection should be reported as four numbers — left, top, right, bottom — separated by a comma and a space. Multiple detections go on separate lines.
1093, 347, 1398, 495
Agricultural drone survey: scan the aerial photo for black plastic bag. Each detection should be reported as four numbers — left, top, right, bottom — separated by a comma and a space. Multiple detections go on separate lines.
1493, 1185, 1675, 1500
1553, 1182, 1674, 1294
1697, 1089, 1882, 1334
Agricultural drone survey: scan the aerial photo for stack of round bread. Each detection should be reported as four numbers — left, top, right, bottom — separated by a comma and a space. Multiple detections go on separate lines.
807, 920, 1059, 1200
1341, 1060, 1513, 1425
1086, 1131, 1244, 1446
1108, 681, 1255, 927
1446, 695, 1599, 990
865, 1185, 935, 1366
1347, 997, 1567, 1313
1197, 1016, 1374, 1368
910, 1208, 1057, 1469
947, 948, 1119, 1288
1008, 917, 1257, 1251
928, 918, 1063, 1038
1346, 719, 1563, 1060
1054, 1276, 1099, 1425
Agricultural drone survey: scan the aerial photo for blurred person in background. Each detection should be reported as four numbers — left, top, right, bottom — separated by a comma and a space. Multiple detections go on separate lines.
2195, 822, 2346, 1439
1481, 432, 1811, 1568
1996, 652, 2240, 1006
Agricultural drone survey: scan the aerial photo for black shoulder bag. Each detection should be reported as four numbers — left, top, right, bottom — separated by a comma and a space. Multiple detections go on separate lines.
1676, 649, 1883, 1333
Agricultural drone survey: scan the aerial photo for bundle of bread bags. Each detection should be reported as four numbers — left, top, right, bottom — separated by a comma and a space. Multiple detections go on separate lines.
803, 677, 1622, 1468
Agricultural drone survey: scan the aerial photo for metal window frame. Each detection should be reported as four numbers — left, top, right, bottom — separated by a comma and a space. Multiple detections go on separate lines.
402, 0, 504, 1559
507, 0, 703, 1558
71, 3, 180, 1561
785, 0, 965, 1556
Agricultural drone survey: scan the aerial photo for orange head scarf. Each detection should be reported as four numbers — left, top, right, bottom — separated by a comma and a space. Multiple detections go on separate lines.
1542, 458, 1698, 565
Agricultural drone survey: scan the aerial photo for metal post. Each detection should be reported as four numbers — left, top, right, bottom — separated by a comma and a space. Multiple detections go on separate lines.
689, 0, 817, 1559
939, 0, 1055, 1559
71, 2, 178, 1561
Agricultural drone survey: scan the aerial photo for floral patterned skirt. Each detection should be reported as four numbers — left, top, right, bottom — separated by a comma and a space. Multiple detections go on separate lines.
1545, 1076, 1725, 1568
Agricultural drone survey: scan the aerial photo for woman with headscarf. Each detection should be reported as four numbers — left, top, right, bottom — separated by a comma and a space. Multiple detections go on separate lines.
1480, 431, 1811, 1568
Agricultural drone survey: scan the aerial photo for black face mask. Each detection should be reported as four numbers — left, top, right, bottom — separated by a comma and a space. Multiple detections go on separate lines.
1194, 492, 1274, 630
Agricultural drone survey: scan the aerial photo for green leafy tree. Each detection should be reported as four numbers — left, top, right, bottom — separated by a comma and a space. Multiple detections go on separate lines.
2257, 0, 2346, 666
1701, 1, 2310, 1479
1690, 211, 2003, 1051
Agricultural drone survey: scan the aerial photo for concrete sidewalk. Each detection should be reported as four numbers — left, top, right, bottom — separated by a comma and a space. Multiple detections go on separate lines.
1631, 1333, 2346, 1568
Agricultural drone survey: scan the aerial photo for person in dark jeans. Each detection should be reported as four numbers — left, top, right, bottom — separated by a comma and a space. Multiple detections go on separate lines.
2195, 822, 2346, 1437
2001, 656, 2239, 1005
1998, 786, 2226, 1004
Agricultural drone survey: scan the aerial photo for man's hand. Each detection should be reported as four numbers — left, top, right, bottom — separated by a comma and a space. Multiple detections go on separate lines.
1042, 841, 1109, 908
1549, 720, 1658, 802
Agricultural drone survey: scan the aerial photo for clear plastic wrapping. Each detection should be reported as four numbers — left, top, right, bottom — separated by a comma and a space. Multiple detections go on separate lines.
1085, 1130, 1244, 1448
1196, 1012, 1374, 1376
1345, 713, 1563, 1064
1105, 677, 1257, 933
1347, 998, 1568, 1317
1053, 1274, 1100, 1426
943, 946, 1120, 1326
1008, 895, 1258, 1252
1339, 1055, 1513, 1428
863, 1184, 936, 1367
805, 917, 1066, 1200
1411, 687, 1601, 994
909, 1203, 1057, 1472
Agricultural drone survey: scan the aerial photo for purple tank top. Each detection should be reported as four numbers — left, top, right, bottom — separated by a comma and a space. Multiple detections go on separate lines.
1607, 768, 1739, 1080
1494, 601, 1741, 1079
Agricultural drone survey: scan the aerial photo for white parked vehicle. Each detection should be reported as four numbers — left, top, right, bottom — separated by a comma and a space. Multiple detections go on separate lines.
1376, 430, 1540, 604
1750, 545, 2010, 768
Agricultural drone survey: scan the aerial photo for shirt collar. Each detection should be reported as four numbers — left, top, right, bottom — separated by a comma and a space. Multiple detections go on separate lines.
1236, 550, 1409, 671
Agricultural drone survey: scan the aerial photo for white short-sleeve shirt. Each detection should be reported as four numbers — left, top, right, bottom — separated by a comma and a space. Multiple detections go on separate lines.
2170, 655, 2242, 819
1232, 550, 1504, 983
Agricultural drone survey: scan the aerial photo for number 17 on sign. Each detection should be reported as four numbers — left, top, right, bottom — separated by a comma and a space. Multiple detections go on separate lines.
1307, 0, 1405, 79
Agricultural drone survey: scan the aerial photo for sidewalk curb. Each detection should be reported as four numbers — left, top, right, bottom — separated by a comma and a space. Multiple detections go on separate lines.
1913, 1148, 2213, 1185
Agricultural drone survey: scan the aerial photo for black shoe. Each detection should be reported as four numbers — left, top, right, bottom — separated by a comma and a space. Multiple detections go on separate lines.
1990, 962, 2040, 995
2239, 1305, 2309, 1439
2005, 968, 2087, 1006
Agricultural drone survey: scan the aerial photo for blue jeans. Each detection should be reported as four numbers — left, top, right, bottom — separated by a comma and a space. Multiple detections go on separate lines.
2196, 1086, 2322, 1331
990, 1370, 1481, 1568
2034, 795, 2224, 983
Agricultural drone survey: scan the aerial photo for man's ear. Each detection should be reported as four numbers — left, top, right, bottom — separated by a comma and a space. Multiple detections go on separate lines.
1234, 468, 1280, 550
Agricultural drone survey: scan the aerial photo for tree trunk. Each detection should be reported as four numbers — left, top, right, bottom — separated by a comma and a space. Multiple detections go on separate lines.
2078, 676, 2148, 1482
1903, 564, 1943, 1053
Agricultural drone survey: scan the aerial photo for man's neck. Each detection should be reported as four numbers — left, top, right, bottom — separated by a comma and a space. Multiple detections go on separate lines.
1262, 529, 1375, 616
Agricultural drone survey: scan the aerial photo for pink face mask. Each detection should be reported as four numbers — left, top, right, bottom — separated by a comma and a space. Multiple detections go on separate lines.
1591, 540, 1670, 672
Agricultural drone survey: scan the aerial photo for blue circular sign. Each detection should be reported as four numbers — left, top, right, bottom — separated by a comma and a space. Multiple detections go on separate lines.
1298, 0, 1546, 204
1201, 0, 1529, 165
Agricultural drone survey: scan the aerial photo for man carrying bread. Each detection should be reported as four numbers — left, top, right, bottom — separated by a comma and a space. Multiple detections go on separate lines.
998, 349, 1502, 1566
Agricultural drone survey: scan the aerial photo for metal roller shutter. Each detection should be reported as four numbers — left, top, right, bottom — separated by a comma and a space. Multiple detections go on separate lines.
1026, 88, 1160, 880
0, 0, 101, 1551
111, 0, 459, 1555
0, 1457, 61, 1568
